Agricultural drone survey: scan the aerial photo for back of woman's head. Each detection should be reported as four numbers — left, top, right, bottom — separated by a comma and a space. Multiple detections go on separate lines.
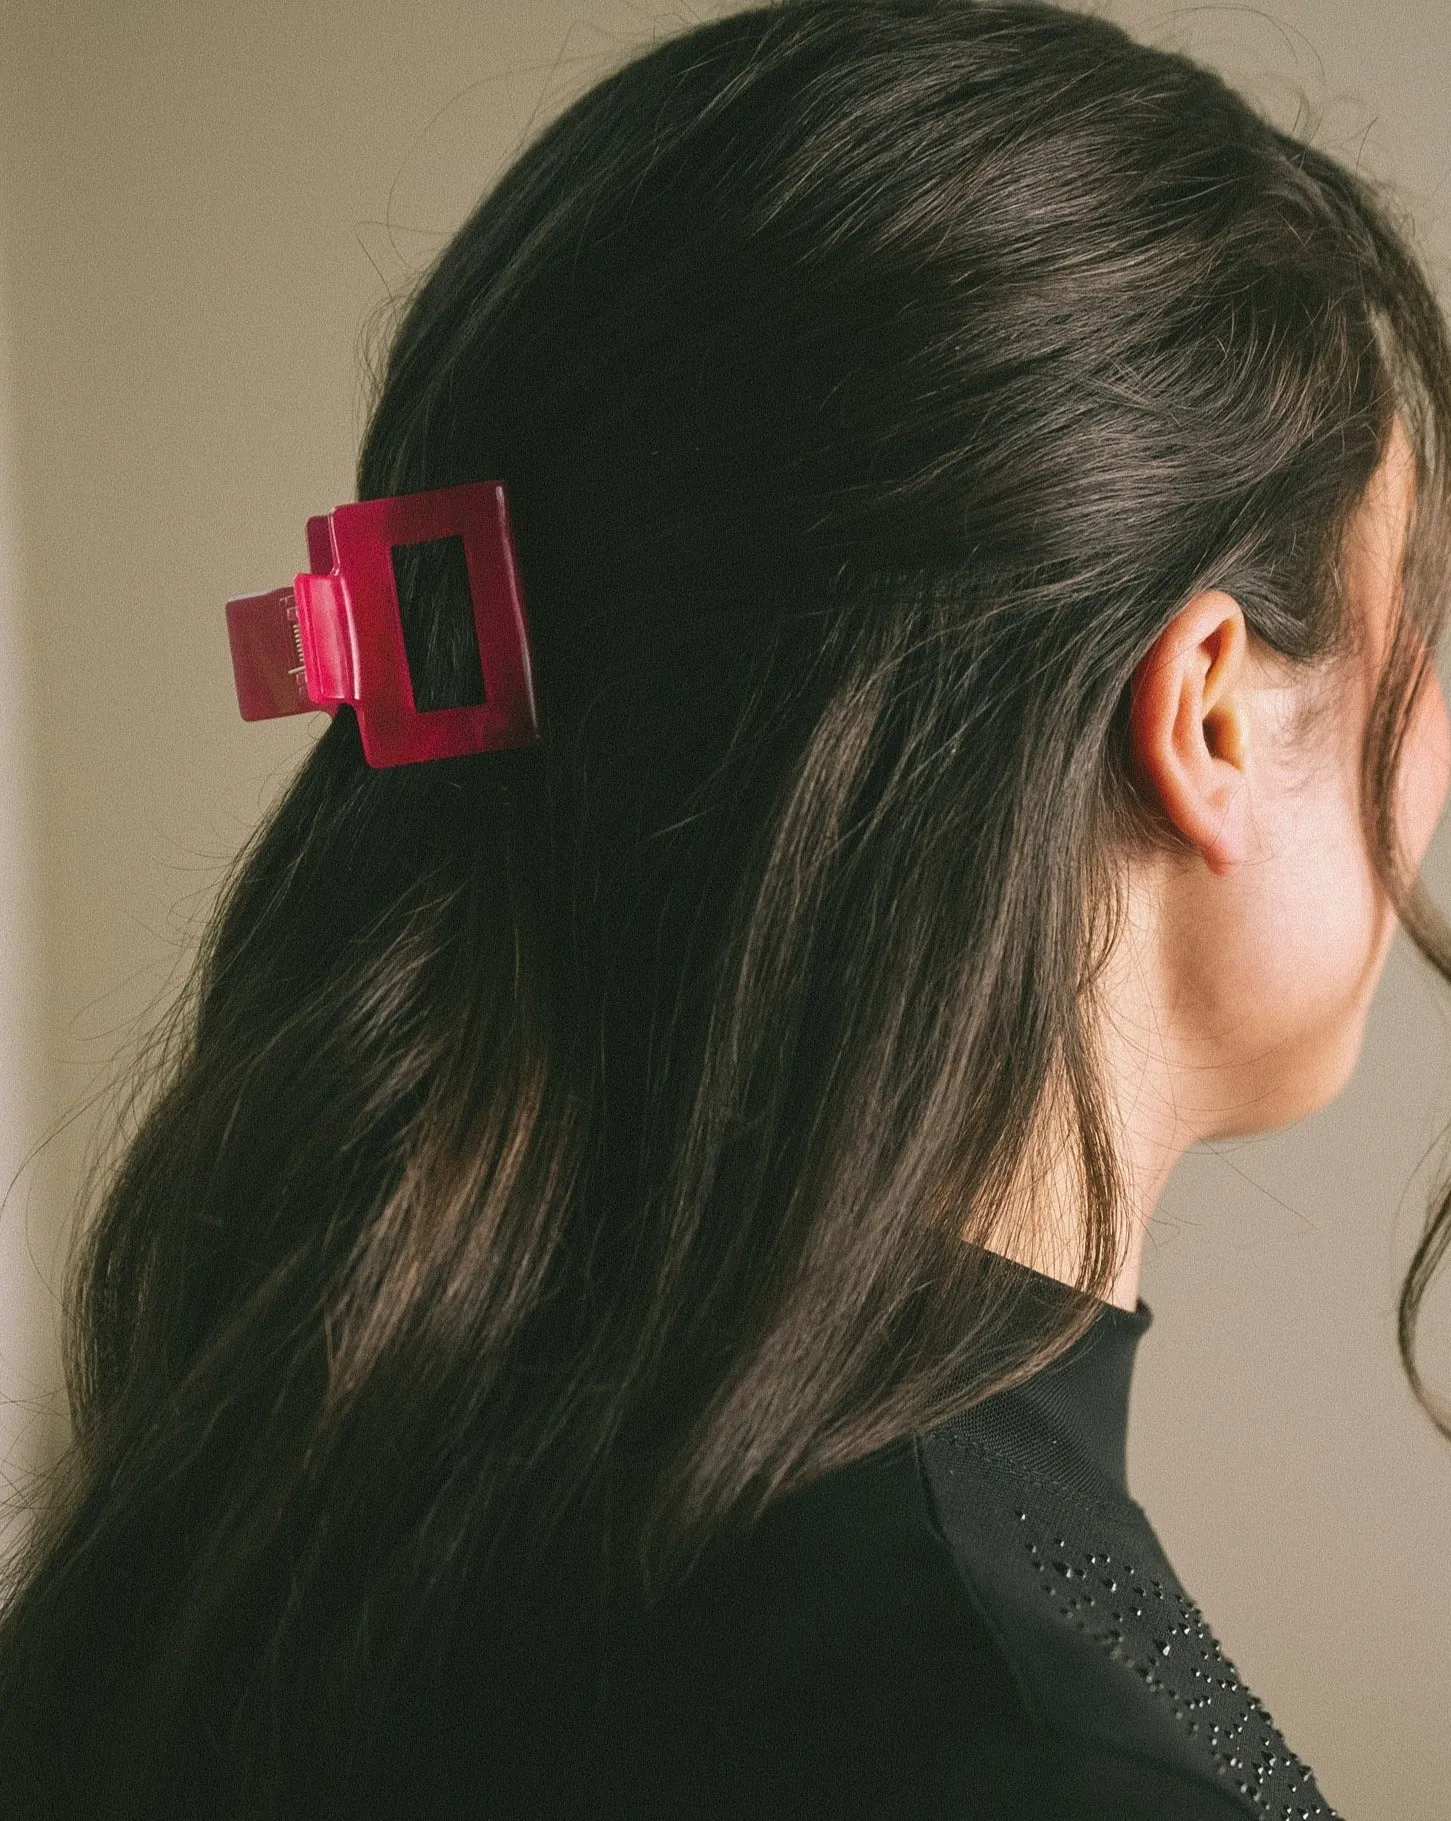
5, 3, 1451, 1815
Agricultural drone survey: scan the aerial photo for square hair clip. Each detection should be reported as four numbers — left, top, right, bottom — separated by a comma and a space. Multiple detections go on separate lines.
225, 479, 541, 767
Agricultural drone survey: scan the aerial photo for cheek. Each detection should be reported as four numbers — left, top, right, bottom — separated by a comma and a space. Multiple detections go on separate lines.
1397, 665, 1451, 873
1252, 786, 1384, 1023
1187, 757, 1388, 1130
1164, 670, 1449, 1137
1252, 663, 1451, 1038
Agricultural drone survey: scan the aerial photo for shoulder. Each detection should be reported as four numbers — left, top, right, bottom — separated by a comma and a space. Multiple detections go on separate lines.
572, 1437, 1249, 1821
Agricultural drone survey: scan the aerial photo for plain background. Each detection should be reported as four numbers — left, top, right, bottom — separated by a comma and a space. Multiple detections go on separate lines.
1, 2, 1449, 1813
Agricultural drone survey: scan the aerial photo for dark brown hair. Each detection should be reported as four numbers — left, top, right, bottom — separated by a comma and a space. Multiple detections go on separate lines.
4, 2, 1451, 1814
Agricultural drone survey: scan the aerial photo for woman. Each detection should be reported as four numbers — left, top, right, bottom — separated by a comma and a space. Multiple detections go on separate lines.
2, 1, 1449, 1815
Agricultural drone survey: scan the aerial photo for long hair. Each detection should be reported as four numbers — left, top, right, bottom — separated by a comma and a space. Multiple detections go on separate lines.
4, 2, 1451, 1814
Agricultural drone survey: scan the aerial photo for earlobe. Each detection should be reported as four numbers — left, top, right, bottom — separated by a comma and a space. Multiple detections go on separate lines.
1128, 591, 1251, 876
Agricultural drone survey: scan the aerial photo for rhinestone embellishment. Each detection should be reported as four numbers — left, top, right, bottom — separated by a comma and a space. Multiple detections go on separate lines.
1016, 1510, 1340, 1820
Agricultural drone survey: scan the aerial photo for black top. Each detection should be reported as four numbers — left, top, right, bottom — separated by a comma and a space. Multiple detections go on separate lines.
447, 1257, 1340, 1820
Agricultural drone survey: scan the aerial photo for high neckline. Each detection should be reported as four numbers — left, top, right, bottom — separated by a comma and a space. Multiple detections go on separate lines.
938, 1246, 1153, 1500
969, 1243, 1153, 1330
1008, 1277, 1150, 1495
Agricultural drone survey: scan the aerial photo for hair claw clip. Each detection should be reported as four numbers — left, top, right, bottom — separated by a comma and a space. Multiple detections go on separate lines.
225, 479, 540, 767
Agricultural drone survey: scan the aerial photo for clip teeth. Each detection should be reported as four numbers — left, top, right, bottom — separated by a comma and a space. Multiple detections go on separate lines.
225, 585, 315, 720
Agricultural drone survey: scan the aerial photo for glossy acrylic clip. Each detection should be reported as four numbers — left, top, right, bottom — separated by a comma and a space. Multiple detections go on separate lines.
225, 479, 540, 767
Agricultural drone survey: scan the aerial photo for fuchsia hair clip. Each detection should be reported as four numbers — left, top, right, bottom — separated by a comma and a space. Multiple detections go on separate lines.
225, 479, 541, 767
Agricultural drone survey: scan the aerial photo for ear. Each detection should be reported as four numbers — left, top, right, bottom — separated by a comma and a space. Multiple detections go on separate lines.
1128, 591, 1251, 877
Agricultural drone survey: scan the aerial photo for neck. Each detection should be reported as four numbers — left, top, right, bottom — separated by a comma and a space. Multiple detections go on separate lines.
975, 870, 1193, 1314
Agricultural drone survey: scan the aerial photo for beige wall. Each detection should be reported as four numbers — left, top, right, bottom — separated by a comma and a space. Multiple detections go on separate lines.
0, 2, 1447, 1814
0, 33, 42, 1571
